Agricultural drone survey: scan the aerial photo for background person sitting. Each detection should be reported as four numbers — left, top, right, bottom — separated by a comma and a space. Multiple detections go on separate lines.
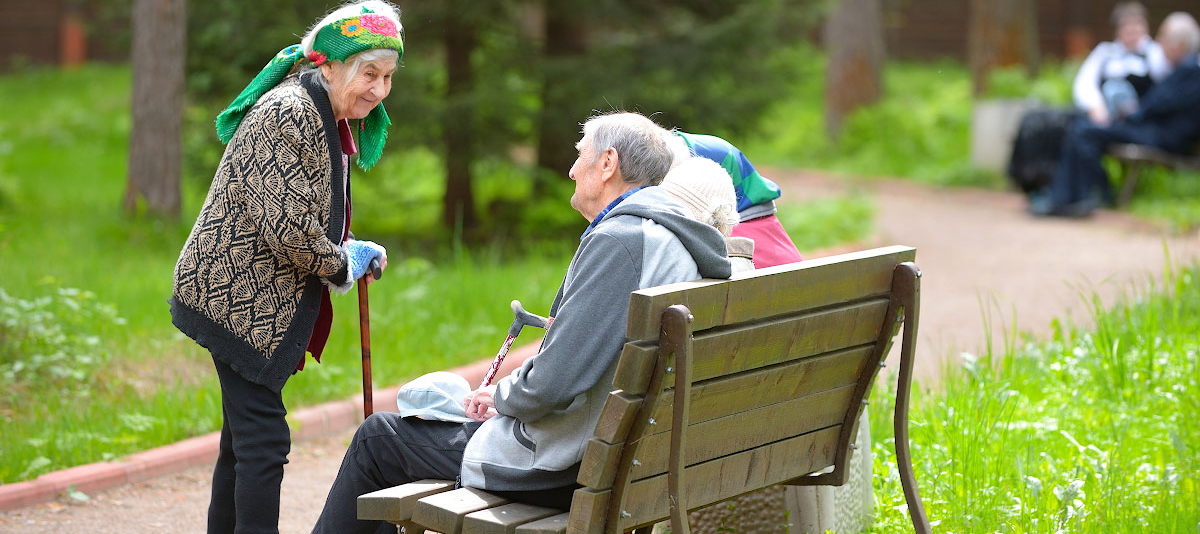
1030, 11, 1200, 218
1008, 2, 1171, 194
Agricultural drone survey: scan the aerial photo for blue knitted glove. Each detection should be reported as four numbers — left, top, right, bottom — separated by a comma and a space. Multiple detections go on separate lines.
344, 239, 386, 281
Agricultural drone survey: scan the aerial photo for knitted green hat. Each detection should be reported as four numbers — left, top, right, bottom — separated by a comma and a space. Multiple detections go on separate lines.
215, 7, 403, 171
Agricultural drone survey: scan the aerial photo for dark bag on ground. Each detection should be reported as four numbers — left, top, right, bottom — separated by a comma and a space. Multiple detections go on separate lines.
1007, 108, 1084, 194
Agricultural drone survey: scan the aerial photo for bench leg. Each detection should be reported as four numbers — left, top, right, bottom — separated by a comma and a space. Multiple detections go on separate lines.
393, 521, 423, 533
1117, 161, 1143, 208
783, 409, 875, 533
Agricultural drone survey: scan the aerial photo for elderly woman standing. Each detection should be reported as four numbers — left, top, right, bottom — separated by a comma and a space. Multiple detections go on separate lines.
169, 2, 402, 532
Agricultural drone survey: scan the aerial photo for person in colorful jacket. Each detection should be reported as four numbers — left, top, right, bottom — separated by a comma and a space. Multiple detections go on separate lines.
169, 2, 401, 532
667, 131, 804, 267
311, 112, 732, 534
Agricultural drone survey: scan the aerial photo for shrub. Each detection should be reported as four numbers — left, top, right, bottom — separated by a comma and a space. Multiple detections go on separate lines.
0, 287, 126, 398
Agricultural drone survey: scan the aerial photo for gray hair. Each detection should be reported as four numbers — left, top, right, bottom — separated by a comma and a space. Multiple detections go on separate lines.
581, 112, 674, 186
1161, 12, 1200, 54
304, 48, 400, 92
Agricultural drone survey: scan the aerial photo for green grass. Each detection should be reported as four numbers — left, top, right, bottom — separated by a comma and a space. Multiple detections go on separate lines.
741, 51, 992, 188
776, 192, 875, 253
1120, 166, 1200, 233
866, 264, 1200, 532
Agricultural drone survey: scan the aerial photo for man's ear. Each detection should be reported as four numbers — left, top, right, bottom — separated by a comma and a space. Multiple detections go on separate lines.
598, 148, 620, 183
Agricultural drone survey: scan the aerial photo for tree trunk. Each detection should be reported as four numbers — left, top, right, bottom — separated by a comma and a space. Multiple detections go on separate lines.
823, 0, 885, 139
534, 0, 588, 197
441, 2, 478, 231
125, 0, 185, 218
968, 0, 1039, 96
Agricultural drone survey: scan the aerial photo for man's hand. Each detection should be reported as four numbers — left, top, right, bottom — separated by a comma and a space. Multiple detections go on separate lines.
464, 385, 498, 422
1088, 105, 1111, 126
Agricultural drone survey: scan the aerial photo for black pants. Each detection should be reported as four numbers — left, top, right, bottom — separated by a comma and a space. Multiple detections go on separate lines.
311, 413, 578, 534
1049, 118, 1162, 208
209, 357, 291, 534
312, 414, 481, 534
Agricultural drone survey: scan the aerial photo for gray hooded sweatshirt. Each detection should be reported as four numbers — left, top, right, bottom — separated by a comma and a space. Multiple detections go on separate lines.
460, 186, 732, 491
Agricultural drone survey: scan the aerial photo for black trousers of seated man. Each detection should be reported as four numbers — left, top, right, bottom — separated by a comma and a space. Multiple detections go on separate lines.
1045, 118, 1181, 213
311, 413, 577, 534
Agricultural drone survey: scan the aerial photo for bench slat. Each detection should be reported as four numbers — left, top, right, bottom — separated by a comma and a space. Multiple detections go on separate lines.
580, 384, 855, 489
625, 246, 915, 341
1109, 143, 1200, 167
594, 342, 873, 448
513, 512, 571, 534
614, 298, 891, 394
571, 426, 842, 533
357, 248, 929, 534
357, 479, 455, 522
653, 345, 874, 431
413, 487, 512, 534
463, 502, 563, 534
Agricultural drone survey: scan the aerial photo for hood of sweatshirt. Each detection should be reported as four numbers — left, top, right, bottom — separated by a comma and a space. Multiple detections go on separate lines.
601, 186, 733, 280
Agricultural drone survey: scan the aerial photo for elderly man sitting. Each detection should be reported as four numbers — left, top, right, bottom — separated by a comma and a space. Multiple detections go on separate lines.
311, 111, 732, 534
1031, 11, 1200, 217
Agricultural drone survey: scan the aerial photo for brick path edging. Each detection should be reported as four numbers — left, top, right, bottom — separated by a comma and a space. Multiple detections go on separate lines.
0, 343, 539, 512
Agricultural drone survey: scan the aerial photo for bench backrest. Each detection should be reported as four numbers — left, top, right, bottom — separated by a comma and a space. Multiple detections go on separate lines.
567, 245, 929, 534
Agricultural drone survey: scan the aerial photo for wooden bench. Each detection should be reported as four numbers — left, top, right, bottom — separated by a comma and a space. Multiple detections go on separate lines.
358, 245, 931, 534
1109, 142, 1200, 207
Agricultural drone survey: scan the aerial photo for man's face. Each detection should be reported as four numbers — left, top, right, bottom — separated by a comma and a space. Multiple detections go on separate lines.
1158, 29, 1185, 65
568, 134, 608, 222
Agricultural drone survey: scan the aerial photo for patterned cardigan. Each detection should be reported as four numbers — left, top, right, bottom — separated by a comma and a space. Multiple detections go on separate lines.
170, 71, 350, 391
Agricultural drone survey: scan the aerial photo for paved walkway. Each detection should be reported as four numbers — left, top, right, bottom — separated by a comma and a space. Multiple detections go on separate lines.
1, 171, 1196, 533
776, 172, 1199, 384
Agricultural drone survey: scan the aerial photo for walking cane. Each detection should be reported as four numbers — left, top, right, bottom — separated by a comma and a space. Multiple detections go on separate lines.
357, 259, 383, 419
479, 300, 551, 388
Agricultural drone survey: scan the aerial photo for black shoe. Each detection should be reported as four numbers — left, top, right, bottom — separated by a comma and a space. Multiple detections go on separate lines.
1054, 199, 1097, 218
1027, 193, 1057, 216
1028, 196, 1096, 218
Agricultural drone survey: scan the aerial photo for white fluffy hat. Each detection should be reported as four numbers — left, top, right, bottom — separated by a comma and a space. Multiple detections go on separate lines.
660, 157, 739, 236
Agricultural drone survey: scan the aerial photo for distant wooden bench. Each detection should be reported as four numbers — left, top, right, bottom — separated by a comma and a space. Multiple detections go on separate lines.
358, 245, 931, 534
1109, 142, 1200, 207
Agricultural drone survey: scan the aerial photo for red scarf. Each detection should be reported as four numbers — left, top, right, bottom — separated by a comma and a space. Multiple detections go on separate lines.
297, 119, 358, 371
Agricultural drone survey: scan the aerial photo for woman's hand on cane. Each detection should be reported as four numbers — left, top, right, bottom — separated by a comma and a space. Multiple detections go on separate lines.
365, 255, 387, 285
464, 385, 498, 422
346, 240, 387, 284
